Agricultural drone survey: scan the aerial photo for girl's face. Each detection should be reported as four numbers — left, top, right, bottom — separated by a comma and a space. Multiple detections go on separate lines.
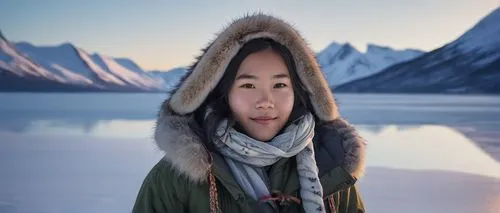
228, 49, 294, 141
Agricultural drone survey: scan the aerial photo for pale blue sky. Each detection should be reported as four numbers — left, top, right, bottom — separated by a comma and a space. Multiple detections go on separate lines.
1, 0, 498, 70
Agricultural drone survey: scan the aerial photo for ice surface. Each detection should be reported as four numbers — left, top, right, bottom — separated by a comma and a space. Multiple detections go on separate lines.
0, 93, 498, 213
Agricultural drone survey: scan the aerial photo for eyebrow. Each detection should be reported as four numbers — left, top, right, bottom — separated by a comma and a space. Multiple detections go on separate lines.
235, 73, 290, 80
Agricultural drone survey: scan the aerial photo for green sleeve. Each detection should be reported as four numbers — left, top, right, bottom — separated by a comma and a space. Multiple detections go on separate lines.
326, 184, 365, 213
132, 160, 187, 213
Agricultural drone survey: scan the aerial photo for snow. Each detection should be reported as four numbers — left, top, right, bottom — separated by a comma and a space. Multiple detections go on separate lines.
148, 67, 188, 89
90, 54, 163, 90
75, 49, 127, 86
0, 93, 498, 213
9, 42, 93, 84
449, 8, 500, 53
366, 44, 423, 64
0, 49, 13, 63
333, 8, 500, 93
5, 34, 428, 92
316, 42, 343, 67
0, 38, 60, 80
9, 41, 168, 91
317, 42, 424, 86
13, 42, 138, 87
114, 58, 145, 74
50, 64, 93, 85
318, 43, 370, 86
334, 10, 500, 93
15, 42, 95, 81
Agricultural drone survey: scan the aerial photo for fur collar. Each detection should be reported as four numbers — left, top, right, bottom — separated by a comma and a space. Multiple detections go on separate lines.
155, 106, 366, 183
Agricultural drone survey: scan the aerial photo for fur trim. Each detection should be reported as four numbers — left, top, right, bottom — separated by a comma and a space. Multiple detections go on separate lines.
153, 101, 209, 183
154, 104, 366, 182
168, 13, 339, 121
331, 118, 367, 179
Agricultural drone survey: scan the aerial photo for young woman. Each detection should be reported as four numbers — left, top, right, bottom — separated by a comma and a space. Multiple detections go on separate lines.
133, 14, 366, 213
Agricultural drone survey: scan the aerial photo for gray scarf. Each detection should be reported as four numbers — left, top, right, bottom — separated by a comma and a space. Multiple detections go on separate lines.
213, 113, 326, 213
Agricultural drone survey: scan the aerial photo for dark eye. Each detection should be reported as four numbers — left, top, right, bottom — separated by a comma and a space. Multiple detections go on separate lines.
240, 83, 255, 89
274, 83, 288, 88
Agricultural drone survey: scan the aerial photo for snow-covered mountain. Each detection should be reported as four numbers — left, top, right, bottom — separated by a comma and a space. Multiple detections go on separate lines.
0, 32, 63, 81
0, 32, 172, 92
148, 67, 188, 90
115, 58, 146, 74
0, 31, 90, 91
317, 42, 424, 86
15, 42, 165, 91
336, 7, 500, 94
10, 6, 497, 94
15, 42, 111, 86
88, 53, 164, 89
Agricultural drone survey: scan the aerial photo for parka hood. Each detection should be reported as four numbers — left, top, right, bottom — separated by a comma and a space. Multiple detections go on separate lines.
168, 14, 339, 121
154, 14, 366, 183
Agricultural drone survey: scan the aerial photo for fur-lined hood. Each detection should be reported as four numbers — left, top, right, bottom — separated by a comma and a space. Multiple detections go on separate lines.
154, 14, 366, 183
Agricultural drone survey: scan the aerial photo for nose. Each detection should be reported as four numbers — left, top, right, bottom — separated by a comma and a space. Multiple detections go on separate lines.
255, 89, 274, 109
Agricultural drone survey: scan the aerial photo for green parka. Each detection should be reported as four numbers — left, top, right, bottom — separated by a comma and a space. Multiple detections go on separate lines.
133, 14, 367, 213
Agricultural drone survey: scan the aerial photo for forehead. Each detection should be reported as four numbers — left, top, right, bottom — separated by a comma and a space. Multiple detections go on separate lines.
236, 49, 290, 77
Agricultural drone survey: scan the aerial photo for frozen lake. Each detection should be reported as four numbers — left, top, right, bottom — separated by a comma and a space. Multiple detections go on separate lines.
0, 93, 499, 213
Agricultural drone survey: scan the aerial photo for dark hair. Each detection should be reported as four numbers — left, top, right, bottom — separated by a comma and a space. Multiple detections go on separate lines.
190, 38, 313, 149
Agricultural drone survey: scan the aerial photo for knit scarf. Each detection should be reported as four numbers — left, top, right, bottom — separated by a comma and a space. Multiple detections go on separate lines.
213, 113, 326, 213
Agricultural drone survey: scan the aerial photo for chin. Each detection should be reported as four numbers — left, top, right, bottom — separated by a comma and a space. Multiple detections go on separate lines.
250, 133, 276, 142
241, 124, 281, 142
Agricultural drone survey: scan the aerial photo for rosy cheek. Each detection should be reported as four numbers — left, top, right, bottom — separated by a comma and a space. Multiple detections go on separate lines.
230, 92, 251, 116
275, 90, 294, 107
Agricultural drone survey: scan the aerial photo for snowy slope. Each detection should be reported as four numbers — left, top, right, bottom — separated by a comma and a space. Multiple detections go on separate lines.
16, 42, 92, 79
8, 40, 167, 91
148, 67, 188, 90
0, 33, 112, 91
115, 58, 145, 74
1, 31, 170, 92
0, 33, 62, 81
15, 42, 130, 87
3, 24, 429, 92
90, 54, 163, 90
450, 7, 500, 54
317, 42, 424, 86
366, 44, 423, 65
14, 42, 94, 85
75, 49, 128, 86
336, 7, 500, 94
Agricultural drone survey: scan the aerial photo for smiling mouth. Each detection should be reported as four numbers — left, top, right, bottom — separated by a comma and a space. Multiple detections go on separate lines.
250, 117, 277, 124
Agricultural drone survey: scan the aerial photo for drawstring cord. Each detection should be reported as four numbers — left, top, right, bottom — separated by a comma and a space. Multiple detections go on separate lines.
327, 194, 337, 213
208, 165, 221, 213
259, 191, 302, 206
